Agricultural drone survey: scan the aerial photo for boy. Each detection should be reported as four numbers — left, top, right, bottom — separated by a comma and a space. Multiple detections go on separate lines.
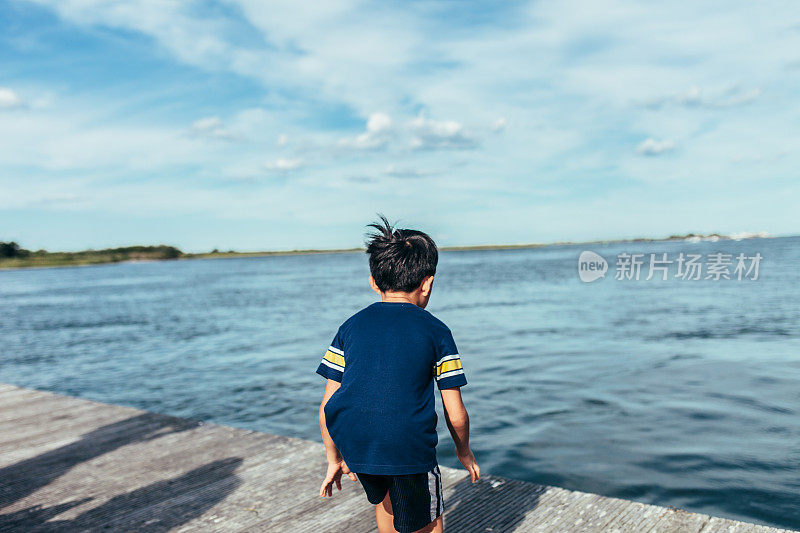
316, 216, 479, 533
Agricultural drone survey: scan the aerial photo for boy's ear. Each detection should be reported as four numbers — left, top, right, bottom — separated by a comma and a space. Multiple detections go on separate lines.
368, 276, 382, 295
421, 275, 434, 296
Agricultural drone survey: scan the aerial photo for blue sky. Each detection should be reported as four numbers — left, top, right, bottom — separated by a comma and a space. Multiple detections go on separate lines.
1, 0, 798, 252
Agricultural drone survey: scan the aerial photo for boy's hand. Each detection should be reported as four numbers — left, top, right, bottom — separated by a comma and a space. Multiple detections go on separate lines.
456, 447, 480, 483
320, 460, 357, 497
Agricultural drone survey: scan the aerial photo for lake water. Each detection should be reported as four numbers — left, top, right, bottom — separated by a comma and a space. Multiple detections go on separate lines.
2, 237, 799, 529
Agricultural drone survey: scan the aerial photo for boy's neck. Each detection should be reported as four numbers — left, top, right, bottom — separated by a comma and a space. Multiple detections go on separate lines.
381, 291, 425, 308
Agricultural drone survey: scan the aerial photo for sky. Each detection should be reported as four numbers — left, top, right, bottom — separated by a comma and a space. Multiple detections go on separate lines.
0, 0, 798, 252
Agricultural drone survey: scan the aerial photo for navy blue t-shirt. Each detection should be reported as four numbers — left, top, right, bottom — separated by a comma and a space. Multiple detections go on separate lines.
316, 302, 467, 475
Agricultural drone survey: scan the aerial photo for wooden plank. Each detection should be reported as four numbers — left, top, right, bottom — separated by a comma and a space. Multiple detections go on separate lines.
0, 407, 196, 464
0, 390, 76, 416
700, 516, 795, 533
0, 403, 131, 453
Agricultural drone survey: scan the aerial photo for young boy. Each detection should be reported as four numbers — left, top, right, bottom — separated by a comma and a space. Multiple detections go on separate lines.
317, 216, 479, 533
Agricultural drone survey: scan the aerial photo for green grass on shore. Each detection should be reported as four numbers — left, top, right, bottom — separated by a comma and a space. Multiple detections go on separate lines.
184, 248, 363, 260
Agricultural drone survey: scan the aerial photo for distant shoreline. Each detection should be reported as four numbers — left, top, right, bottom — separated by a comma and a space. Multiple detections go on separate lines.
0, 232, 779, 271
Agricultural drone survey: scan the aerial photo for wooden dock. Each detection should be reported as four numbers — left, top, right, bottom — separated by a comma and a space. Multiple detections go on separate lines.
0, 383, 794, 532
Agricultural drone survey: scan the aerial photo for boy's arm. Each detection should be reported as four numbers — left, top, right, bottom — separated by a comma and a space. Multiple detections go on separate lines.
441, 387, 481, 482
319, 379, 356, 497
319, 379, 343, 463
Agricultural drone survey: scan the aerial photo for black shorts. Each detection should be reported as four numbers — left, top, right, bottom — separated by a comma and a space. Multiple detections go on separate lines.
357, 465, 444, 533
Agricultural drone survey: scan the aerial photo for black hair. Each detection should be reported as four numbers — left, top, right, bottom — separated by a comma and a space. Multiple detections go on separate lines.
365, 215, 438, 293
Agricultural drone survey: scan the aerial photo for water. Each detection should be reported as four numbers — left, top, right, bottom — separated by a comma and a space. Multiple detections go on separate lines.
2, 237, 799, 529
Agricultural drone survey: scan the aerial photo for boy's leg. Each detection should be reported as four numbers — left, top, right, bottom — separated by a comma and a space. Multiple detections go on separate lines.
376, 492, 396, 533
375, 476, 444, 533
378, 493, 443, 533
377, 496, 443, 533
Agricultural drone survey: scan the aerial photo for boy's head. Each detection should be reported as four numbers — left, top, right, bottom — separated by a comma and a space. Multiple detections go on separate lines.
365, 215, 438, 305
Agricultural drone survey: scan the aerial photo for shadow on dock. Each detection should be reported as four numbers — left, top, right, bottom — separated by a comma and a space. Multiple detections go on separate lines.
0, 413, 198, 510
0, 412, 241, 531
444, 475, 543, 532
0, 458, 242, 532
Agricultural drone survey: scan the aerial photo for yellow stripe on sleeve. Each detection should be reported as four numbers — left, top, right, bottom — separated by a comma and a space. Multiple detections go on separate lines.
436, 358, 462, 377
323, 350, 345, 368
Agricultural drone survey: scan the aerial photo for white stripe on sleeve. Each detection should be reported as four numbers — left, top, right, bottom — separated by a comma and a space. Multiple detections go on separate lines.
435, 354, 460, 367
320, 359, 344, 372
436, 368, 464, 381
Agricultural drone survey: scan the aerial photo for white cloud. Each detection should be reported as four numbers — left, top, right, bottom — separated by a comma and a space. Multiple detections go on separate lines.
0, 102, 211, 172
367, 112, 392, 133
192, 116, 223, 131
265, 157, 304, 172
338, 112, 480, 152
491, 117, 507, 132
409, 115, 476, 150
636, 138, 676, 156
338, 112, 393, 150
277, 133, 288, 146
191, 115, 233, 139
27, 0, 794, 126
0, 87, 23, 108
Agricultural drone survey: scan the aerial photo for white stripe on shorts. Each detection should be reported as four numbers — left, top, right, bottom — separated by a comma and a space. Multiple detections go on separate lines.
427, 465, 443, 521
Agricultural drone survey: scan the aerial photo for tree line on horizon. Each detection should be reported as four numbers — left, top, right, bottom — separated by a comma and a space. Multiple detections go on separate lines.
0, 241, 184, 266
0, 241, 32, 258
